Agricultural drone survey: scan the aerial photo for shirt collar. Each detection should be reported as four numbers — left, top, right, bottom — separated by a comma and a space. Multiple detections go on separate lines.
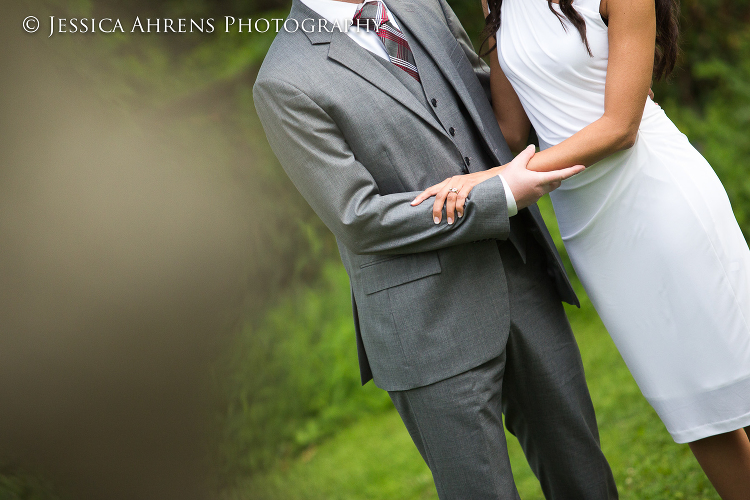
298, 0, 362, 28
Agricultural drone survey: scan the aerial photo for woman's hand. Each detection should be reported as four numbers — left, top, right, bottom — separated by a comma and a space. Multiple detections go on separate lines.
411, 167, 502, 225
411, 145, 585, 224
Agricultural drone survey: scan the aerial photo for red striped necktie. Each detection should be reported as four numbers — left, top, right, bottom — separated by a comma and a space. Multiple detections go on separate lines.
352, 1, 421, 82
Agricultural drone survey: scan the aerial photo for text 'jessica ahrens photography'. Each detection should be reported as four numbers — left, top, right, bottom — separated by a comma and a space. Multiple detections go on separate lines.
26, 16, 370, 37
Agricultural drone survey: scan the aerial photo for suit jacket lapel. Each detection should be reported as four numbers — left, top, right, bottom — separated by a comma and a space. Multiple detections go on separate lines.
288, 0, 448, 138
326, 31, 448, 138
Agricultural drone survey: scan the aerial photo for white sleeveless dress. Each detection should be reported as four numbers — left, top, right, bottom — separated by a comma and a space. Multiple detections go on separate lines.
496, 0, 750, 443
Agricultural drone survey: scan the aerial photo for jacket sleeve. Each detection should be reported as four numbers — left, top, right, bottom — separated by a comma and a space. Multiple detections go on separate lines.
253, 77, 510, 256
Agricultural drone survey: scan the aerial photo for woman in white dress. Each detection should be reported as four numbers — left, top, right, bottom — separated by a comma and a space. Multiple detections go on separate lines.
413, 0, 750, 496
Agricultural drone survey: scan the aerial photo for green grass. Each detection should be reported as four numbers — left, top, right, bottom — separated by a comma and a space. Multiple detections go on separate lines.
232, 196, 721, 500
229, 411, 434, 500
234, 295, 719, 500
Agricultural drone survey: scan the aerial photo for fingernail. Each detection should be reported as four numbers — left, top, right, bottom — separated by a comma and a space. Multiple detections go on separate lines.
447, 217, 454, 225
434, 216, 440, 224
458, 212, 463, 218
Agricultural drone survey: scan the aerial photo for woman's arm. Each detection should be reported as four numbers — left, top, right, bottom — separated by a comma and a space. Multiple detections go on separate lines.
526, 0, 656, 172
413, 0, 655, 222
483, 0, 532, 153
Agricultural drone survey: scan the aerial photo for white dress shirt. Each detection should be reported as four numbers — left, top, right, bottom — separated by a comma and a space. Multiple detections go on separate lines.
298, 0, 518, 216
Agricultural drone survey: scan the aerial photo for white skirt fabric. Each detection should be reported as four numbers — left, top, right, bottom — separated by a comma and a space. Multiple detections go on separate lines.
548, 101, 750, 443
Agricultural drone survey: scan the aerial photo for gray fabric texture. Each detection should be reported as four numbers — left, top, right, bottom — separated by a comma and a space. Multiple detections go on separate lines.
390, 238, 618, 499
253, 0, 578, 390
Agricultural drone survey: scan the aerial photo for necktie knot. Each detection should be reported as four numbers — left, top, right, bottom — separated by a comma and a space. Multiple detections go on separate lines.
352, 1, 389, 31
351, 1, 421, 82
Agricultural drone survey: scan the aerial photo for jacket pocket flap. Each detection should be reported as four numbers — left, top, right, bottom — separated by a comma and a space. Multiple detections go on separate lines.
361, 252, 441, 295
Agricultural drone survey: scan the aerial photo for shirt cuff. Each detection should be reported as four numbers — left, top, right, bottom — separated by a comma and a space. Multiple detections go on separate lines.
497, 173, 518, 217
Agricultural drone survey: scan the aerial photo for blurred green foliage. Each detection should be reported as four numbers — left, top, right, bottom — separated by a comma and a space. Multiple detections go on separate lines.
652, 0, 750, 236
658, 30, 750, 235
0, 468, 59, 500
32, 0, 341, 317
3, 0, 750, 497
214, 262, 392, 488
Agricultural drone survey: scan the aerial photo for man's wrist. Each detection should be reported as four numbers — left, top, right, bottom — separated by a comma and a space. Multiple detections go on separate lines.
497, 173, 518, 217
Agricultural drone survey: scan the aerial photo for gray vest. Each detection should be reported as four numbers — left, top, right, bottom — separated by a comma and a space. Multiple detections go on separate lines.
373, 30, 491, 176
373, 24, 527, 259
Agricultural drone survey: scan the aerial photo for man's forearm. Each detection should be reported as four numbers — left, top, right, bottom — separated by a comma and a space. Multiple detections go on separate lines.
254, 78, 512, 255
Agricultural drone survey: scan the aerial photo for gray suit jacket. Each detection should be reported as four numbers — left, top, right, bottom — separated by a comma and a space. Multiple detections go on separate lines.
254, 0, 578, 391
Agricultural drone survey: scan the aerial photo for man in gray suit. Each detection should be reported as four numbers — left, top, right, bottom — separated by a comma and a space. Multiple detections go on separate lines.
253, 0, 619, 497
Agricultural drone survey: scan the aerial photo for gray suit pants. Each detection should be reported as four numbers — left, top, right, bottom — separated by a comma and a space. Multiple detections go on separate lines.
389, 238, 618, 499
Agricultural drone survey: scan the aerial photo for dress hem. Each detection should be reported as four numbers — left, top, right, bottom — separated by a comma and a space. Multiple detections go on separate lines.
670, 410, 750, 444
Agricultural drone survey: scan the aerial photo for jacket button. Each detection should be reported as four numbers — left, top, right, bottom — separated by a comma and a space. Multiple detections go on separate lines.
449, 127, 456, 136
431, 98, 438, 107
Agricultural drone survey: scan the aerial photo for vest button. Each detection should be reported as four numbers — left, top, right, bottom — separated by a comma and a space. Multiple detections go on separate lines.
431, 98, 438, 107
464, 156, 471, 167
449, 127, 455, 136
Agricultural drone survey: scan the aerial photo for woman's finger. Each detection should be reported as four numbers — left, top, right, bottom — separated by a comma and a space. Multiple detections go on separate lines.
432, 187, 450, 224
455, 183, 473, 218
411, 179, 449, 206
411, 185, 439, 206
445, 189, 459, 224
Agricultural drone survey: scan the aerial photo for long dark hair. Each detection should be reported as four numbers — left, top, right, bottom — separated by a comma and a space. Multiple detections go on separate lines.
481, 0, 680, 80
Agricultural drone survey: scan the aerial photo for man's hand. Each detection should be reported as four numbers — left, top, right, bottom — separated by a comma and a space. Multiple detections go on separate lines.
501, 145, 584, 211
411, 145, 585, 223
